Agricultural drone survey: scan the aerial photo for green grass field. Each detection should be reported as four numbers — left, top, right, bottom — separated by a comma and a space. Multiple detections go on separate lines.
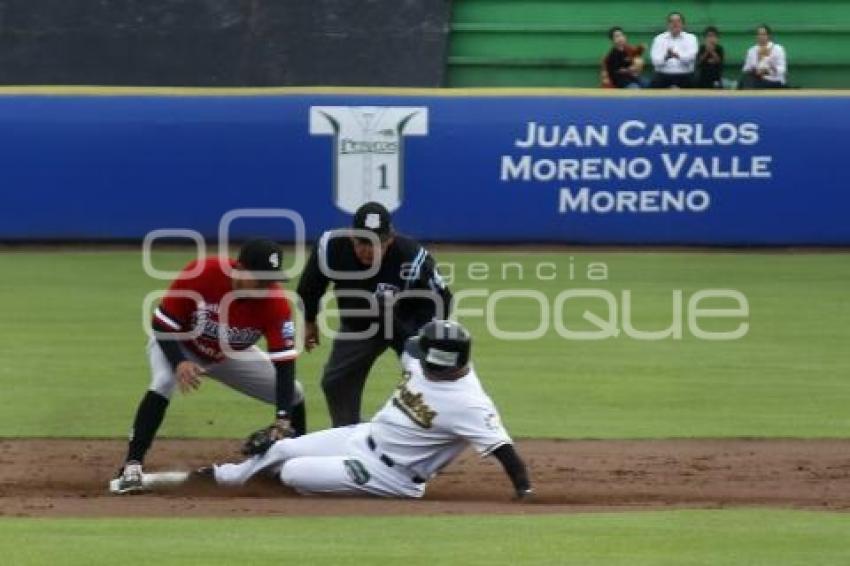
1, 249, 848, 564
2, 510, 850, 566
1, 250, 848, 438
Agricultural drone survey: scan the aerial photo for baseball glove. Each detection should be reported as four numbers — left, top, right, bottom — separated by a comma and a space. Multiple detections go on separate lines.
241, 418, 294, 456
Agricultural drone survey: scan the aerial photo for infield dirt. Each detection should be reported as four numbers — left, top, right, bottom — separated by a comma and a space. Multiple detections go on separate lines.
1, 439, 849, 517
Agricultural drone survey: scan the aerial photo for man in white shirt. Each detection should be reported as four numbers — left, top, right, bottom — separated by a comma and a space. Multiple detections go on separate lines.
650, 11, 698, 88
188, 320, 534, 500
740, 24, 787, 89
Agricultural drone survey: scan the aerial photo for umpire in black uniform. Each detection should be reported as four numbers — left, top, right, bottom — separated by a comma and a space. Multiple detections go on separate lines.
297, 202, 452, 426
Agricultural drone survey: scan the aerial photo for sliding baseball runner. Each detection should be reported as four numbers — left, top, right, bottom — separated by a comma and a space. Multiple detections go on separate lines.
140, 320, 534, 500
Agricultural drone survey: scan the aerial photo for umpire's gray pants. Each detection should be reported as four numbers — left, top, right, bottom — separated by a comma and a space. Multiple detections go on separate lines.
147, 338, 304, 405
321, 327, 399, 427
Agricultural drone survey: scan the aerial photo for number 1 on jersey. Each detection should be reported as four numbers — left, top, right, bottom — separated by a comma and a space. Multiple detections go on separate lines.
378, 164, 389, 190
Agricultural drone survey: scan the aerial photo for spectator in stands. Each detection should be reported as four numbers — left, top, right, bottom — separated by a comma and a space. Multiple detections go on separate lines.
739, 24, 787, 89
650, 11, 698, 88
696, 26, 725, 88
601, 27, 646, 88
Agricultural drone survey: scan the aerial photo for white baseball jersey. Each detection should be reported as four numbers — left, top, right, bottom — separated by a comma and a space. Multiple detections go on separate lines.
212, 353, 513, 498
368, 352, 512, 480
309, 106, 428, 213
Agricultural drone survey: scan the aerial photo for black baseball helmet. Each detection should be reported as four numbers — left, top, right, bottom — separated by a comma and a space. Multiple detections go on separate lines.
408, 320, 472, 372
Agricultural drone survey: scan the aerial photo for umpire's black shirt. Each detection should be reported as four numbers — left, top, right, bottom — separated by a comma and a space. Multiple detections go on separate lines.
297, 231, 452, 340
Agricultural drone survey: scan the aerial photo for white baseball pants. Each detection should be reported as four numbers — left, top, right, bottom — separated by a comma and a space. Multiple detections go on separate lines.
213, 423, 425, 498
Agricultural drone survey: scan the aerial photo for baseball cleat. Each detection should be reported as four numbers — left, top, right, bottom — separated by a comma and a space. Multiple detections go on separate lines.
188, 465, 216, 484
193, 465, 214, 478
110, 461, 145, 494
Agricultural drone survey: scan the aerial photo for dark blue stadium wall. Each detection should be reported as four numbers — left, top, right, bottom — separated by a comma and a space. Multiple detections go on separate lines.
0, 0, 451, 86
1, 89, 848, 245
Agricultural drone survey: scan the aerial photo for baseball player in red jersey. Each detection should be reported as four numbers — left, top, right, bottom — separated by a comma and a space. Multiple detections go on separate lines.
111, 239, 306, 494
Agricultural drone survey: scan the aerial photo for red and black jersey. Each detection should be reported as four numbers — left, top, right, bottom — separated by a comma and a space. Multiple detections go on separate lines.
152, 257, 297, 364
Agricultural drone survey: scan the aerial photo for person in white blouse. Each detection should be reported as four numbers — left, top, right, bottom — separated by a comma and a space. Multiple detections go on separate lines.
740, 24, 787, 89
650, 12, 698, 88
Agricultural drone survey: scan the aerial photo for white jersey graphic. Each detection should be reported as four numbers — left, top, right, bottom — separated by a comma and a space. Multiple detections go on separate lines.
309, 106, 428, 213
369, 352, 512, 479
212, 353, 512, 497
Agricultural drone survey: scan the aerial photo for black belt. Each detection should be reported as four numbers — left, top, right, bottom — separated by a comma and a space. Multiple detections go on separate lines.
367, 435, 426, 484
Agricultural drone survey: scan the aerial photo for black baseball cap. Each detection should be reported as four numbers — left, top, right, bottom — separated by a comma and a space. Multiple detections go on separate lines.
352, 202, 393, 241
236, 238, 286, 280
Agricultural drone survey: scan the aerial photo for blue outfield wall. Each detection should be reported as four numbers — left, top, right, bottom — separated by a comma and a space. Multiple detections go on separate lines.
0, 88, 848, 245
